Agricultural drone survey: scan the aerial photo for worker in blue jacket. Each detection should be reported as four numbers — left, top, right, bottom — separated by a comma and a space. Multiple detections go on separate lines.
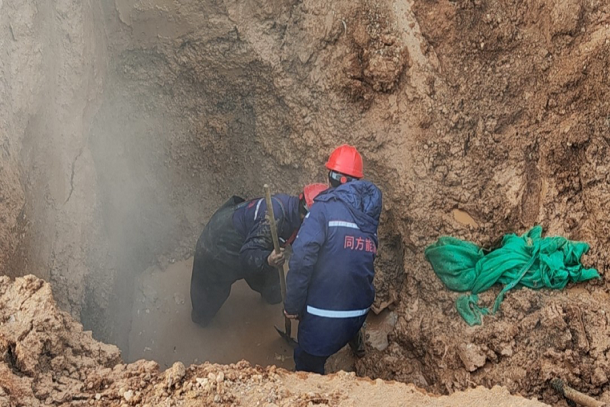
191, 184, 327, 327
284, 145, 382, 373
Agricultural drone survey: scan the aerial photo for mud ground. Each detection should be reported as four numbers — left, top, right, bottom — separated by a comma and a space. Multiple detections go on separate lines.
128, 258, 295, 370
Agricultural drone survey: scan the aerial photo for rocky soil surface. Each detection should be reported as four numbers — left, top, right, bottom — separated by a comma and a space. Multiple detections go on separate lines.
350, 2, 610, 405
0, 276, 548, 407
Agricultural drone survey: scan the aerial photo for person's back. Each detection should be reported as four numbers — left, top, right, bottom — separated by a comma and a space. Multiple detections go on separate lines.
191, 185, 327, 327
285, 180, 382, 363
233, 194, 301, 278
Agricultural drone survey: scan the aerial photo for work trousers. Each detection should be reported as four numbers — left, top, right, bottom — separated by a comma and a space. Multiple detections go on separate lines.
293, 328, 365, 374
191, 257, 281, 327
294, 347, 329, 374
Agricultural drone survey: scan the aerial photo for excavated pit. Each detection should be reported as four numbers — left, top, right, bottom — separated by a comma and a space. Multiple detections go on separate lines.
2, 0, 610, 406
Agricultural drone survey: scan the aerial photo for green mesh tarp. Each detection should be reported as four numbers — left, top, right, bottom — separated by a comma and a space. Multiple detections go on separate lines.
424, 226, 599, 325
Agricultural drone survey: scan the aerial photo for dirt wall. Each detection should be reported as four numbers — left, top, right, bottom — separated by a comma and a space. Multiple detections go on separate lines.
0, 0, 110, 320
351, 1, 610, 405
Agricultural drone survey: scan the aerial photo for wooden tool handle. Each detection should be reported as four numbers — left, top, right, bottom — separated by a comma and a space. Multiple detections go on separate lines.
552, 379, 606, 407
264, 184, 281, 254
263, 185, 288, 301
564, 385, 606, 407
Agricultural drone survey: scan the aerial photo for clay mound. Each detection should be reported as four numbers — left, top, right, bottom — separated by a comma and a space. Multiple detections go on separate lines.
0, 275, 121, 406
0, 275, 546, 406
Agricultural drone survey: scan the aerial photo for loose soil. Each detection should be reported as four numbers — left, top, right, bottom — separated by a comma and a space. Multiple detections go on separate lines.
0, 276, 547, 406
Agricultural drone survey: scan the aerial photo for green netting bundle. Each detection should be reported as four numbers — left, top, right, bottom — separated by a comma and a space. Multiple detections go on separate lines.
425, 226, 599, 325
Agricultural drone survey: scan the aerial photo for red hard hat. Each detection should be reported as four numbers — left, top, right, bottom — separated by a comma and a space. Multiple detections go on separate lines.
302, 183, 328, 209
325, 144, 364, 179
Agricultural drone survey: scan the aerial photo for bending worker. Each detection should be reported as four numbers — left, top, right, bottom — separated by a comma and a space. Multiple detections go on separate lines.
191, 184, 327, 327
284, 145, 382, 373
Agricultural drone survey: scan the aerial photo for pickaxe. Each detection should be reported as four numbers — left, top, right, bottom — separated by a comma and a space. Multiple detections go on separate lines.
264, 184, 298, 347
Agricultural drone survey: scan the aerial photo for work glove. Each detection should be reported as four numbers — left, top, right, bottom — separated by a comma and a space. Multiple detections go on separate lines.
267, 248, 285, 268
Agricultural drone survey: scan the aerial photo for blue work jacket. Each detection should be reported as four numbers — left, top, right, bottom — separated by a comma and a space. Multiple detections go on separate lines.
232, 194, 301, 278
284, 181, 382, 356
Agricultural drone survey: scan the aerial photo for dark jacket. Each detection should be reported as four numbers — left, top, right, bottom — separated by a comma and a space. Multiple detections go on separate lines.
232, 194, 301, 278
284, 181, 382, 356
